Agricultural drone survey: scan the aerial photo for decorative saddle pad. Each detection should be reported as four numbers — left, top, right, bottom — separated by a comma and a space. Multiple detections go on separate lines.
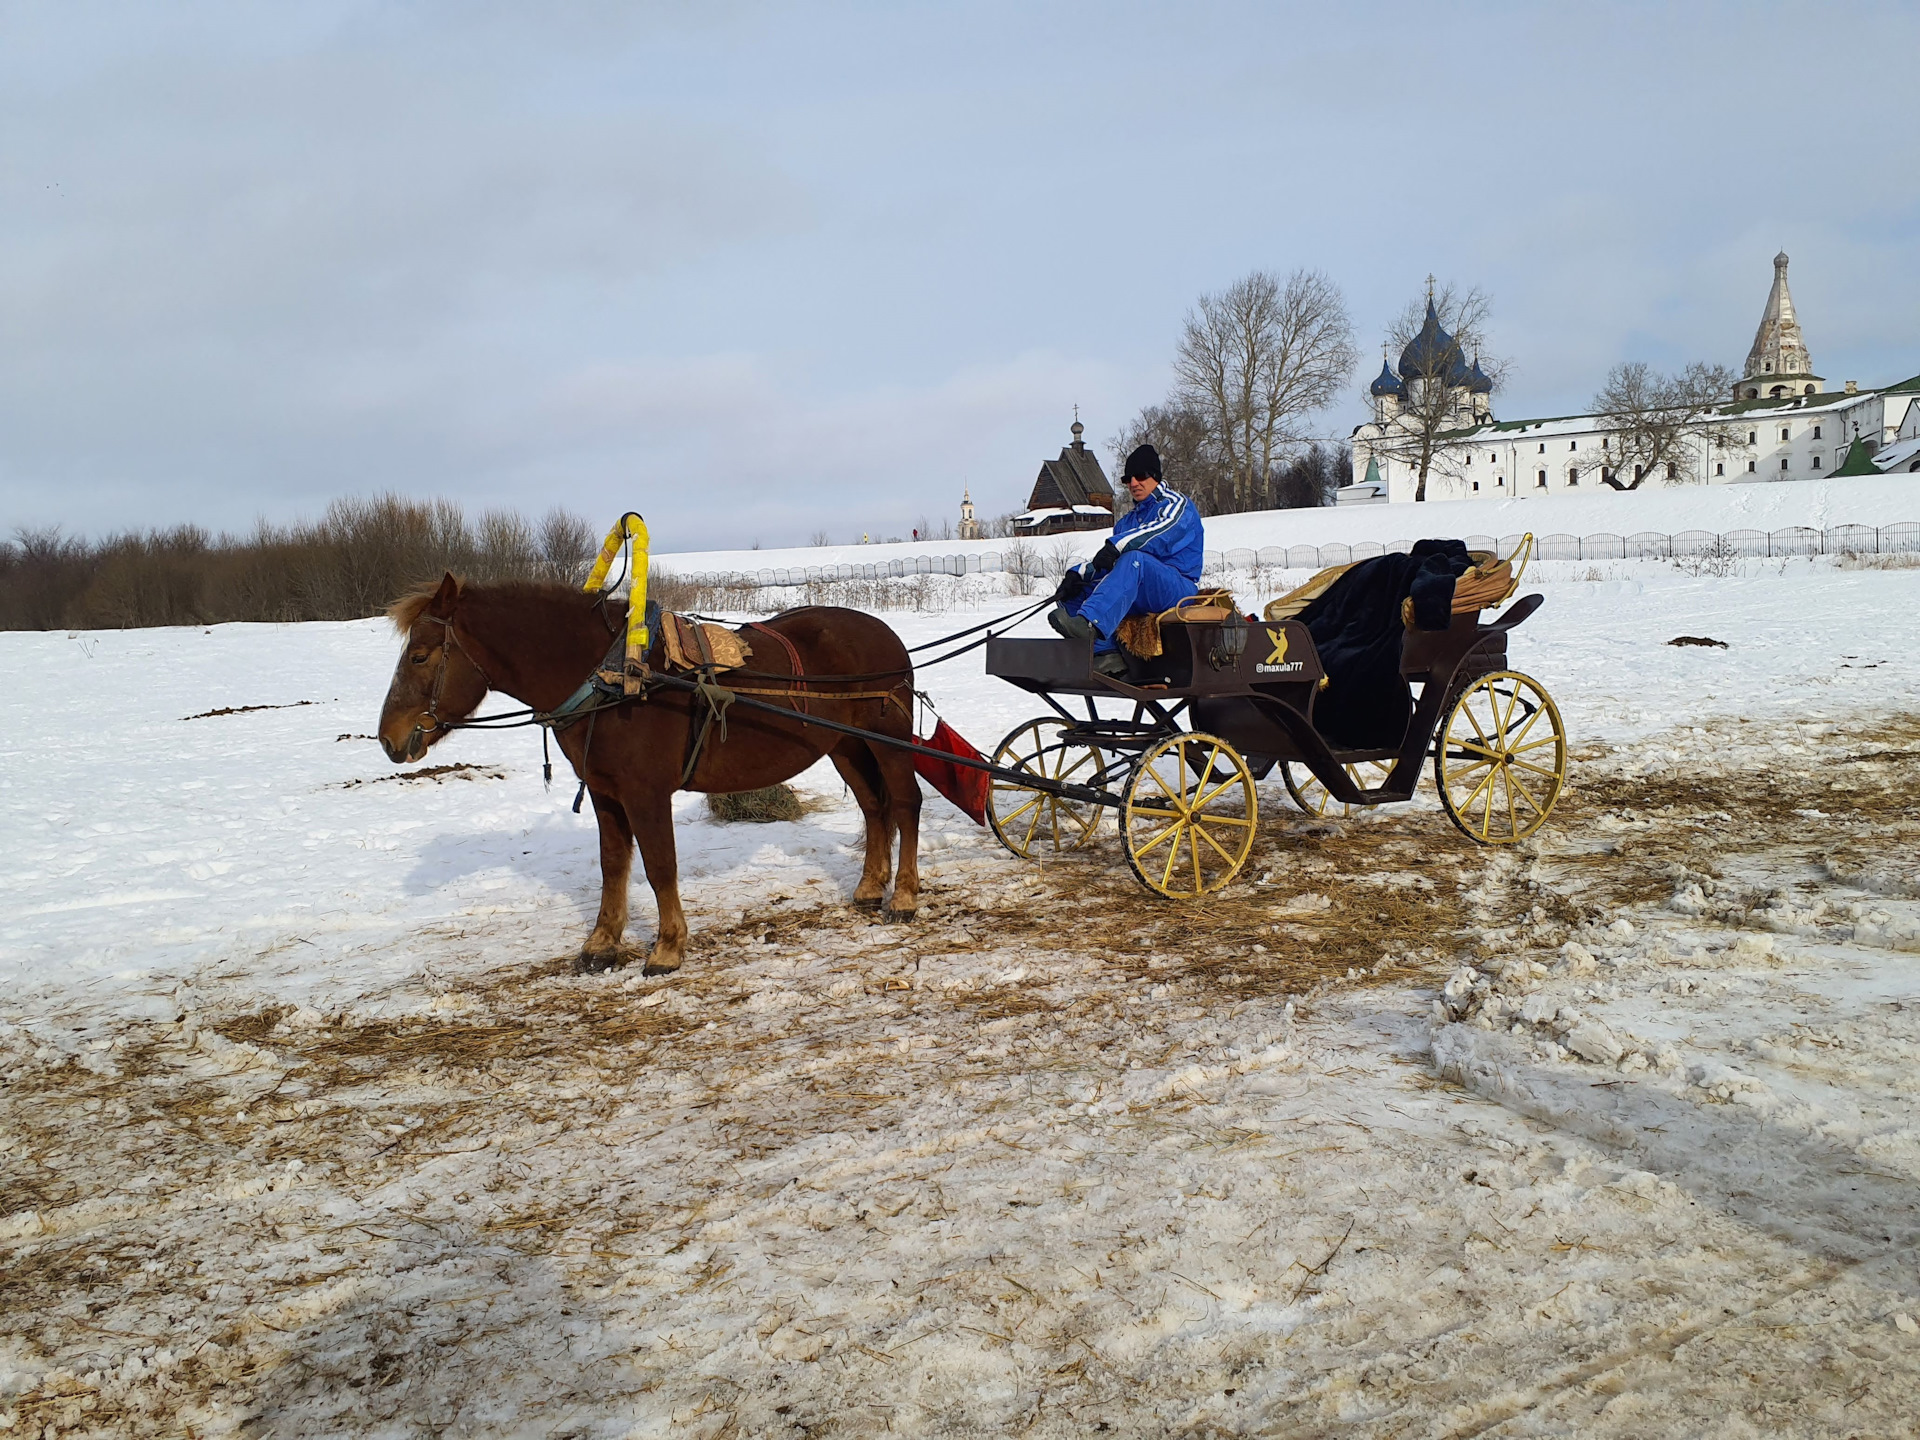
657, 610, 752, 672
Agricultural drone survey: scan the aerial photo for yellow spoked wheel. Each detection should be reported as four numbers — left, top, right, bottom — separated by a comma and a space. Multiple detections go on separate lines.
1434, 671, 1567, 844
986, 718, 1106, 859
1280, 759, 1396, 817
1121, 732, 1258, 897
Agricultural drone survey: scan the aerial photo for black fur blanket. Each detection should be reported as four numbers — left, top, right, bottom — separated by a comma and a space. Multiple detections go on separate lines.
1299, 540, 1473, 749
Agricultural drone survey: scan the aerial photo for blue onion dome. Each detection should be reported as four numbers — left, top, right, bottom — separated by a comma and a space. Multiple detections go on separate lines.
1369, 359, 1404, 397
1398, 299, 1466, 382
1466, 355, 1493, 394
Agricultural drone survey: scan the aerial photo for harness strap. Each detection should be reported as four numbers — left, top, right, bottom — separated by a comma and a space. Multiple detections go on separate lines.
571, 709, 599, 813
726, 682, 910, 718
546, 635, 627, 728
747, 621, 809, 715
680, 676, 735, 787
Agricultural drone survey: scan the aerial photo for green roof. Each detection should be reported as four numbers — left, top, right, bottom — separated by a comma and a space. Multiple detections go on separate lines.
1831, 438, 1882, 477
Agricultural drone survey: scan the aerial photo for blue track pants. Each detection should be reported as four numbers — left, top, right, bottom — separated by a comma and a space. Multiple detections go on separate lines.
1065, 552, 1199, 653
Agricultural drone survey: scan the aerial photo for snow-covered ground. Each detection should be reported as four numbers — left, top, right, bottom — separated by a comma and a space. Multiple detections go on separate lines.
5, 552, 1920, 1435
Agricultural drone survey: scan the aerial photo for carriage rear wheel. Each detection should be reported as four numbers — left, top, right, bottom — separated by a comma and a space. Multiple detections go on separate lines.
1434, 671, 1567, 844
1280, 759, 1396, 817
1121, 732, 1258, 897
986, 718, 1105, 859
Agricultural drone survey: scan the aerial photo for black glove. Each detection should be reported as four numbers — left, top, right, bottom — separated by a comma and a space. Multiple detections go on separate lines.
1053, 568, 1088, 603
1092, 541, 1120, 575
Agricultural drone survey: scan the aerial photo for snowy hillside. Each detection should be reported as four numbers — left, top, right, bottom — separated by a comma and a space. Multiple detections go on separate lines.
650, 473, 1920, 578
4, 551, 1920, 1434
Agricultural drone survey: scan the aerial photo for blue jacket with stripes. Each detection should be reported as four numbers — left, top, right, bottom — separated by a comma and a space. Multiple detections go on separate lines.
1083, 485, 1204, 585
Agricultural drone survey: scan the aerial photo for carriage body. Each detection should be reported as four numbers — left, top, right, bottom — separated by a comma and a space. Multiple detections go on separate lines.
981, 594, 1565, 896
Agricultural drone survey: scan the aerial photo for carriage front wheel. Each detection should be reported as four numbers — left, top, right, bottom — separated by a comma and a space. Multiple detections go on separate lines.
1122, 732, 1258, 897
986, 718, 1106, 859
1434, 670, 1567, 844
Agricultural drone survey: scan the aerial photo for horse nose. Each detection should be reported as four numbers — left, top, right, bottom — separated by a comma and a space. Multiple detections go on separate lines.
381, 734, 406, 764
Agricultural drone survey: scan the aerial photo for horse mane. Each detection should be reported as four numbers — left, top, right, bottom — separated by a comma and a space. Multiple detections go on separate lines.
387, 575, 609, 634
387, 577, 460, 633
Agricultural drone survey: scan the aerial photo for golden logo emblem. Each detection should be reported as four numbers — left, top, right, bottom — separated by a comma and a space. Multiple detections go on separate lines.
1263, 627, 1289, 666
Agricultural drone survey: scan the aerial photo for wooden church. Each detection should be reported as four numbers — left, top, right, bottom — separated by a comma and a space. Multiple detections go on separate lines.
1012, 418, 1116, 535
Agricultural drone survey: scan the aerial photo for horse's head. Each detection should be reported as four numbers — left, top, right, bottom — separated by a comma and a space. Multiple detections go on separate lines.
378, 573, 490, 764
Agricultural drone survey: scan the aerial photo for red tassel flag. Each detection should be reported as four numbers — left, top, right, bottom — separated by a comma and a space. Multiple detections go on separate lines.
910, 719, 989, 826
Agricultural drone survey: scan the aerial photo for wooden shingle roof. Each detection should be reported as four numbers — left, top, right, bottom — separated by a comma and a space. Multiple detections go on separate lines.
1027, 424, 1114, 513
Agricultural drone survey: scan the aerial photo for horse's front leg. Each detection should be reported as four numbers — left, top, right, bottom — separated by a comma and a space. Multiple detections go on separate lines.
578, 789, 634, 972
628, 791, 689, 973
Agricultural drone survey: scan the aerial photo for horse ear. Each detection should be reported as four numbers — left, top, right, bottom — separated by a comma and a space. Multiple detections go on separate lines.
428, 572, 460, 617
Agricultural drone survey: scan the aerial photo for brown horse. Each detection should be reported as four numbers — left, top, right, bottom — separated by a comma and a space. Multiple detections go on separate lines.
377, 573, 922, 973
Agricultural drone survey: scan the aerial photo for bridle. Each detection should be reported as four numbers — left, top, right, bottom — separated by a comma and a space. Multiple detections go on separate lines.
404, 613, 492, 758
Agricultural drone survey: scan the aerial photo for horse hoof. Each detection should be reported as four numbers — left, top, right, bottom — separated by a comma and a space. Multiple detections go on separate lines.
884, 907, 919, 925
642, 957, 684, 977
574, 948, 627, 975
852, 896, 884, 912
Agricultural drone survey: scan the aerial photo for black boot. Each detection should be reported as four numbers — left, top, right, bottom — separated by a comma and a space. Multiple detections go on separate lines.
1048, 607, 1097, 642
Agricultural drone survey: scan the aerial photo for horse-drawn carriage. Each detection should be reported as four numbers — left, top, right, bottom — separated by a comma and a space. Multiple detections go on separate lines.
380, 514, 1566, 972
977, 559, 1566, 897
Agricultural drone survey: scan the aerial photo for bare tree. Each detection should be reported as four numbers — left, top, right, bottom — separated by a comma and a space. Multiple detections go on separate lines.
1109, 401, 1226, 515
1043, 537, 1085, 585
1169, 269, 1357, 513
810, 530, 832, 547
1269, 442, 1348, 509
1366, 280, 1508, 502
1590, 361, 1742, 489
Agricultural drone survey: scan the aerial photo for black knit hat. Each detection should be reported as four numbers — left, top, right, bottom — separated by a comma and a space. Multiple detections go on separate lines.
1123, 444, 1162, 481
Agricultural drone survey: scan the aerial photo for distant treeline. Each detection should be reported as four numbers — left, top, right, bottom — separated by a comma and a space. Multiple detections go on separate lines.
0, 496, 601, 631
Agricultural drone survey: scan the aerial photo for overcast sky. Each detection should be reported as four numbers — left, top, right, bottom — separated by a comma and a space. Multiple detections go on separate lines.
4, 1, 1917, 552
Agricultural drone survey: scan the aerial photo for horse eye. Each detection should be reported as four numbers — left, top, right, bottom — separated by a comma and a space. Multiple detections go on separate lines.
410, 650, 429, 665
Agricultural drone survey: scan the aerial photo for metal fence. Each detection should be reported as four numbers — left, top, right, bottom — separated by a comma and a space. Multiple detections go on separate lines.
661, 523, 1920, 588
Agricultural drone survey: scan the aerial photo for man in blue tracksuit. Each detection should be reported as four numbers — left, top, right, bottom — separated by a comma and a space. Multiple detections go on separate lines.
1048, 444, 1204, 676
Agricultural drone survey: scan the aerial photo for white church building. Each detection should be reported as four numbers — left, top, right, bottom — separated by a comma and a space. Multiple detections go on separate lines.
1348, 254, 1920, 503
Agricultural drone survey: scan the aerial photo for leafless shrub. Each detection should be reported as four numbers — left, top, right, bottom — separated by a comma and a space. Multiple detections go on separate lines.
1002, 537, 1038, 595
1837, 550, 1920, 571
1672, 535, 1738, 578
538, 508, 597, 584
1044, 538, 1084, 585
0, 496, 600, 630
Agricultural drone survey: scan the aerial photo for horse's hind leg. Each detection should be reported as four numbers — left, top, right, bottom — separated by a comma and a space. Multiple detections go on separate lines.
866, 741, 923, 922
830, 741, 892, 908
578, 790, 635, 972
627, 791, 689, 974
